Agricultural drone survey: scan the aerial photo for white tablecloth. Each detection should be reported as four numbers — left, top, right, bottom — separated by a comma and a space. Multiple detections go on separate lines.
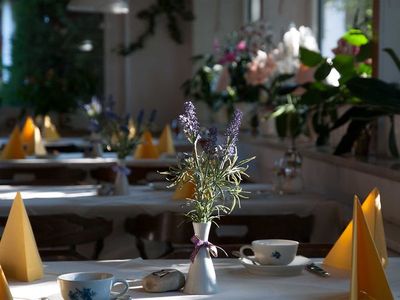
0, 185, 341, 259
9, 258, 400, 299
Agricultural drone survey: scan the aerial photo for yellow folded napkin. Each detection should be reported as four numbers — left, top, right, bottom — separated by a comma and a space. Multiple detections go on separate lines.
0, 266, 12, 300
172, 181, 196, 200
1, 125, 26, 159
350, 196, 393, 300
20, 116, 36, 155
158, 124, 175, 155
0, 192, 43, 282
33, 126, 47, 156
134, 130, 159, 159
43, 115, 60, 141
324, 188, 387, 270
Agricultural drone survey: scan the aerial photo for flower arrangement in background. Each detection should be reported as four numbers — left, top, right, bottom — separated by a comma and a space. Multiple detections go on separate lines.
182, 21, 277, 116
83, 96, 107, 134
163, 101, 255, 222
102, 113, 139, 160
182, 21, 319, 131
83, 96, 140, 159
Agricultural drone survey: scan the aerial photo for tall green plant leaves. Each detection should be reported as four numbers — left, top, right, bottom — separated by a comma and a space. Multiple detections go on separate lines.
300, 48, 324, 67
314, 62, 332, 80
384, 48, 400, 72
347, 77, 400, 113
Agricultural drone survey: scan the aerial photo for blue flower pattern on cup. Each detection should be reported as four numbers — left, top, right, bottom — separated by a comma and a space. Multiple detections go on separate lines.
68, 288, 96, 300
271, 250, 281, 259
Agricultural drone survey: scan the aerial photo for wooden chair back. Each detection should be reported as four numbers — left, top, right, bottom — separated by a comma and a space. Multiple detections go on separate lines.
125, 212, 315, 259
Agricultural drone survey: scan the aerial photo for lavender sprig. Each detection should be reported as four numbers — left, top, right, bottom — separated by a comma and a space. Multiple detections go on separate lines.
179, 101, 200, 143
162, 101, 254, 223
201, 127, 218, 155
225, 109, 243, 155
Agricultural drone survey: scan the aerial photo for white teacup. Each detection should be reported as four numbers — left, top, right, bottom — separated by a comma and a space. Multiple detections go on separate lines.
58, 272, 129, 300
240, 239, 299, 265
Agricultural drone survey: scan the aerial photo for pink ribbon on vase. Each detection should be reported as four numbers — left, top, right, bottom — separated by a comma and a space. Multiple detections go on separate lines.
112, 164, 131, 176
189, 235, 227, 262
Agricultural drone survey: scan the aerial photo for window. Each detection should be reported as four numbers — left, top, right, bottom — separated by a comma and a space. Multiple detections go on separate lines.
0, 0, 104, 114
319, 0, 372, 57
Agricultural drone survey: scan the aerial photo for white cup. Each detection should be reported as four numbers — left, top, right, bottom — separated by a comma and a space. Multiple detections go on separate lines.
58, 272, 129, 300
239, 239, 299, 265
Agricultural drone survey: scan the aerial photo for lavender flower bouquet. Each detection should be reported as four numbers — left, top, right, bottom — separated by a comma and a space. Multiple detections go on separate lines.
164, 101, 255, 223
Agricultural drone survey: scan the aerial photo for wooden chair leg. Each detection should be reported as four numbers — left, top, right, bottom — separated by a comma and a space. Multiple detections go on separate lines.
136, 238, 148, 259
94, 239, 105, 260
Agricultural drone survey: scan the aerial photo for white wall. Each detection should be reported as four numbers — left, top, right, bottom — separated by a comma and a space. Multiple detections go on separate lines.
104, 0, 193, 128
193, 0, 244, 56
378, 0, 400, 83
262, 0, 317, 43
375, 0, 400, 156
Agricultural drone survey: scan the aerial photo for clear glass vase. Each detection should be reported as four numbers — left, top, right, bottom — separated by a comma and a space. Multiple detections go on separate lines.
273, 147, 303, 194
183, 222, 218, 295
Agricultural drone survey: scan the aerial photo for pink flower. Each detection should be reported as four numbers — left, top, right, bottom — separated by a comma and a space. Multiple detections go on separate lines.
293, 64, 315, 96
332, 38, 360, 56
219, 52, 236, 65
236, 40, 246, 51
245, 50, 276, 86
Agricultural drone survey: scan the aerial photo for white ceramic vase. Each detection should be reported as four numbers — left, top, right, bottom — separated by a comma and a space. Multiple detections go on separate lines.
114, 160, 130, 196
183, 222, 218, 295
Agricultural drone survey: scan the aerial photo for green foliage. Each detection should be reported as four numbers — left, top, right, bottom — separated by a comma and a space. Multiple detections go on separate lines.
299, 43, 400, 157
181, 56, 226, 111
332, 55, 356, 83
1, 0, 103, 114
342, 29, 369, 46
165, 139, 254, 223
300, 48, 324, 67
314, 62, 332, 81
118, 0, 194, 55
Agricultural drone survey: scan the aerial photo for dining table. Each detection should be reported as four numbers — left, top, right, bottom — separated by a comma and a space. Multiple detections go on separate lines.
0, 152, 178, 185
0, 184, 342, 259
8, 257, 400, 299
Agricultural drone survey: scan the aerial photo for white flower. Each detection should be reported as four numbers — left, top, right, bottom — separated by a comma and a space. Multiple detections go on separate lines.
299, 26, 319, 52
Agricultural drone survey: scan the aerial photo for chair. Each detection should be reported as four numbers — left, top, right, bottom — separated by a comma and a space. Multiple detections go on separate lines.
0, 214, 113, 261
125, 212, 316, 259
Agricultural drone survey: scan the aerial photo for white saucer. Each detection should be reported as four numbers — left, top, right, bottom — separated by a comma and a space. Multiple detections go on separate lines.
239, 255, 310, 276
47, 293, 131, 300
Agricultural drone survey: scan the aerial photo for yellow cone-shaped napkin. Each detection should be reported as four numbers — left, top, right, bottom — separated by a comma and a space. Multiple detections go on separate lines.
324, 188, 387, 270
1, 126, 26, 160
33, 127, 47, 156
0, 192, 43, 282
349, 196, 393, 300
43, 115, 60, 141
0, 266, 13, 300
172, 181, 196, 200
158, 125, 175, 155
20, 117, 36, 155
134, 130, 159, 159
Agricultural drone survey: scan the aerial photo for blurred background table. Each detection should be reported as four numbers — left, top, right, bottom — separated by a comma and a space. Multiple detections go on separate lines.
0, 184, 342, 259
0, 153, 177, 185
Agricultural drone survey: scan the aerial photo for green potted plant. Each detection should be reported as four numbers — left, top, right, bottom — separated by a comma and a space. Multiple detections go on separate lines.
299, 28, 400, 157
